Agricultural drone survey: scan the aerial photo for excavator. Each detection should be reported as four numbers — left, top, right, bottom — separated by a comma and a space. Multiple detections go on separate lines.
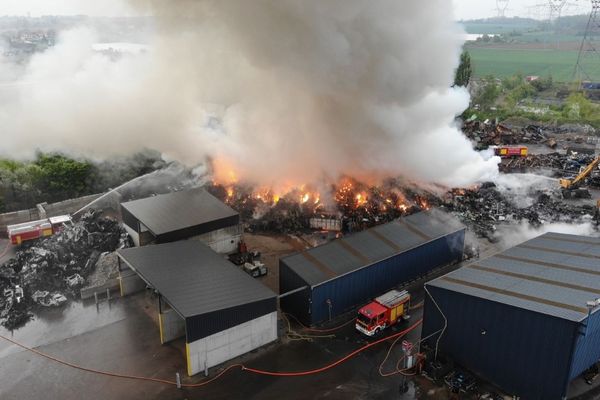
559, 155, 600, 199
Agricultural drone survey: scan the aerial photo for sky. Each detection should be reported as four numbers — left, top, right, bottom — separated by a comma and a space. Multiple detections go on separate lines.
0, 0, 591, 20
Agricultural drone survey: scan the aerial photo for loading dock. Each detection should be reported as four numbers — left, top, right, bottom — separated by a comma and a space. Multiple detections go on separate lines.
117, 240, 278, 376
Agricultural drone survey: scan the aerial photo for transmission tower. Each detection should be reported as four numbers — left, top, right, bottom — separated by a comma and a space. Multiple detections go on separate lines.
574, 0, 600, 83
548, 0, 569, 20
496, 0, 510, 17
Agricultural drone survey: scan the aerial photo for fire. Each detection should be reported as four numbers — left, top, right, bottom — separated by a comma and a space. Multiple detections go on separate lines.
417, 198, 430, 211
210, 162, 438, 223
355, 192, 368, 207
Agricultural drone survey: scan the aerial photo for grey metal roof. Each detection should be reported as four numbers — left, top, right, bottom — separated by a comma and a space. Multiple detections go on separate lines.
120, 188, 238, 236
428, 232, 600, 322
117, 240, 276, 318
281, 210, 465, 286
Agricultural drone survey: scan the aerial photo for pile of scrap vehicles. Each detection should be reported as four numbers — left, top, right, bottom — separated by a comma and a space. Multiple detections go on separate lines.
2, 215, 72, 313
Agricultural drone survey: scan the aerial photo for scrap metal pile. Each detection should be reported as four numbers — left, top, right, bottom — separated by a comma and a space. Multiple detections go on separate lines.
463, 120, 597, 150
462, 120, 550, 147
0, 210, 129, 330
210, 176, 596, 244
500, 152, 598, 174
445, 184, 597, 241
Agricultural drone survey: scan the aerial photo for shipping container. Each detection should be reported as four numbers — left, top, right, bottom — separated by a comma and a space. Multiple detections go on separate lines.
422, 232, 600, 400
280, 210, 465, 326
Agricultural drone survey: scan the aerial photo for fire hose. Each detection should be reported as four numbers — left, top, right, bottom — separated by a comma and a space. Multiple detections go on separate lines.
0, 319, 422, 387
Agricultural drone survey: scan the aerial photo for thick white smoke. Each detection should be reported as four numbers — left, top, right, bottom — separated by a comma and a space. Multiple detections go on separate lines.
0, 1, 499, 189
493, 221, 600, 248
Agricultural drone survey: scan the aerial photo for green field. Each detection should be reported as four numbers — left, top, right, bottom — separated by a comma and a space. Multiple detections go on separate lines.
462, 21, 538, 34
467, 47, 600, 82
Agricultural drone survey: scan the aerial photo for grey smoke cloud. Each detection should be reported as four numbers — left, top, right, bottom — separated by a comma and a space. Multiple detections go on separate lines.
0, 0, 499, 189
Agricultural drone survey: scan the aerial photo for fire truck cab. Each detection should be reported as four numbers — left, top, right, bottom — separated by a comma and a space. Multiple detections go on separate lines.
356, 289, 410, 336
7, 215, 71, 245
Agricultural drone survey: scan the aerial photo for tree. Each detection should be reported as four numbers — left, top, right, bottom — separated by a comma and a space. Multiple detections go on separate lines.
33, 153, 93, 201
530, 75, 553, 92
563, 92, 595, 120
454, 50, 472, 88
474, 76, 501, 111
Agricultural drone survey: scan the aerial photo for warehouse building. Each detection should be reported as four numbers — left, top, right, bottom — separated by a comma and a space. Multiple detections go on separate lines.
280, 210, 465, 326
120, 188, 241, 253
117, 240, 278, 376
421, 232, 600, 400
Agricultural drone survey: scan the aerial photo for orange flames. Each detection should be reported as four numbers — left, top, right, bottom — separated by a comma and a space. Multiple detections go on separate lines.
211, 162, 422, 216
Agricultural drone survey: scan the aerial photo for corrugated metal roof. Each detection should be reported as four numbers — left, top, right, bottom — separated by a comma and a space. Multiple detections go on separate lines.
120, 188, 238, 236
117, 241, 276, 318
428, 232, 600, 322
281, 210, 465, 286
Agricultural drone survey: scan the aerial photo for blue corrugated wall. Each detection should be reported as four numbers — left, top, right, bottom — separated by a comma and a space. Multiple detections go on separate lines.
422, 285, 579, 400
569, 308, 600, 381
309, 230, 465, 325
279, 260, 312, 325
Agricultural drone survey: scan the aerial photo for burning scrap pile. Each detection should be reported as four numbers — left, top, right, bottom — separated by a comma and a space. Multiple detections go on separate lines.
445, 184, 597, 241
0, 210, 129, 329
208, 178, 437, 234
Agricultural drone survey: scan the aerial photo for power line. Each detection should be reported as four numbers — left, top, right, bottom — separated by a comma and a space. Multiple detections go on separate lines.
574, 0, 600, 82
496, 0, 510, 18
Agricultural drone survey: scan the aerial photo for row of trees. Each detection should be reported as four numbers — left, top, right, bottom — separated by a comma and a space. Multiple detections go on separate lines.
0, 151, 165, 213
453, 50, 600, 126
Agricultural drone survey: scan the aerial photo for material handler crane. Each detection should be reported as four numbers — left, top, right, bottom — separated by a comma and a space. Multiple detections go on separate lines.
559, 156, 600, 199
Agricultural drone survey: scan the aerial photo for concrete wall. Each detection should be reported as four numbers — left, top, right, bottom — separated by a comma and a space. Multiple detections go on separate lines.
193, 224, 242, 254
186, 311, 277, 376
0, 193, 103, 235
119, 268, 146, 296
123, 225, 155, 247
123, 225, 141, 247
159, 309, 186, 344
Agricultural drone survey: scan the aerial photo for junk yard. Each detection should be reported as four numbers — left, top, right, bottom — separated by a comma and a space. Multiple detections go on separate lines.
2, 2, 600, 400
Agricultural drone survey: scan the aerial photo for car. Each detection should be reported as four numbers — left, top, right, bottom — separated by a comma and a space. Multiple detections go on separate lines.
242, 261, 267, 278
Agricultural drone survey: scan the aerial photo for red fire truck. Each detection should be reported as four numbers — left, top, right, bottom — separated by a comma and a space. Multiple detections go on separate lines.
7, 215, 71, 245
355, 289, 411, 336
494, 146, 528, 158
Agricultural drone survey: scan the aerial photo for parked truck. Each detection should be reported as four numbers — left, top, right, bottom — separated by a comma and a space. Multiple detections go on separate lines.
355, 289, 411, 336
493, 146, 528, 158
7, 215, 71, 245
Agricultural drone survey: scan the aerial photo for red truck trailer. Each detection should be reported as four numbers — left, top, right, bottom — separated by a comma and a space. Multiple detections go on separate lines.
494, 146, 528, 158
355, 289, 410, 336
7, 215, 71, 245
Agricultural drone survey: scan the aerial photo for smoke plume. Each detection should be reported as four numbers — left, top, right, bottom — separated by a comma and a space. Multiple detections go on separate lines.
0, 1, 499, 189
